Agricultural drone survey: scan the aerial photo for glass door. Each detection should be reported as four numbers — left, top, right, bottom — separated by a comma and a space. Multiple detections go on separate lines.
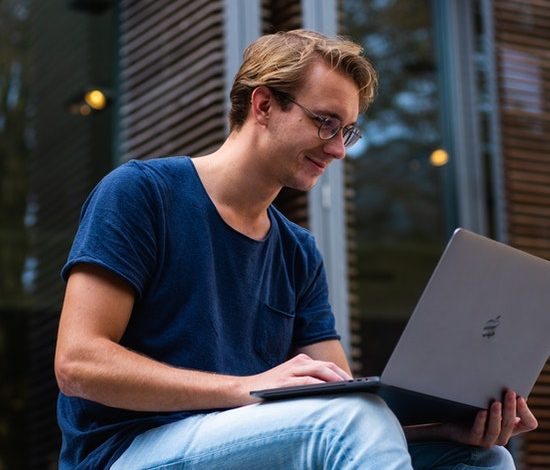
343, 0, 457, 375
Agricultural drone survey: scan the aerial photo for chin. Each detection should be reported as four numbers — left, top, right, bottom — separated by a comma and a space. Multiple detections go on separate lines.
282, 169, 322, 192
286, 179, 318, 192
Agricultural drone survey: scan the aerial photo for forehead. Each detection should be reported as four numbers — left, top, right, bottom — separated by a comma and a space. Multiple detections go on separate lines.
295, 61, 360, 122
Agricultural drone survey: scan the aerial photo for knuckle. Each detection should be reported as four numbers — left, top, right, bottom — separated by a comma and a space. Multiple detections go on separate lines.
304, 376, 321, 385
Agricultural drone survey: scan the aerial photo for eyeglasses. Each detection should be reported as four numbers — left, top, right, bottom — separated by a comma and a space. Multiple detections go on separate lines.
284, 95, 362, 148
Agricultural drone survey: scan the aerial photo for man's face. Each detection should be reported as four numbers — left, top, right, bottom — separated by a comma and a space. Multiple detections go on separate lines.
267, 60, 360, 192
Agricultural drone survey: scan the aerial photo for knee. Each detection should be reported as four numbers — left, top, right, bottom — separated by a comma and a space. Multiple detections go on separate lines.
479, 445, 516, 469
315, 395, 411, 468
409, 442, 516, 470
321, 394, 405, 442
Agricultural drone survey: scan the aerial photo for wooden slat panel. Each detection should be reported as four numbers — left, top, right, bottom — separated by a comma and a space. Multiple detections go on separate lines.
262, 0, 302, 33
345, 158, 363, 374
118, 0, 226, 161
495, 0, 550, 466
263, 0, 308, 229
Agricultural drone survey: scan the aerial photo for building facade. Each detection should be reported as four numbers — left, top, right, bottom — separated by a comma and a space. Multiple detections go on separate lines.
0, 0, 548, 468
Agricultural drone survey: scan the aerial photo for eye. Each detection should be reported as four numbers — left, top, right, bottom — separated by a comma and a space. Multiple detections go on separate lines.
313, 115, 330, 126
321, 117, 341, 134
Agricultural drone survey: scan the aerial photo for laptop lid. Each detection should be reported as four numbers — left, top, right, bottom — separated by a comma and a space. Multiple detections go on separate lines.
250, 228, 550, 423
381, 228, 550, 409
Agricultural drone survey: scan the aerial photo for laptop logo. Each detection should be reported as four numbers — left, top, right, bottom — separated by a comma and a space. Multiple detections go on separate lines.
482, 315, 501, 338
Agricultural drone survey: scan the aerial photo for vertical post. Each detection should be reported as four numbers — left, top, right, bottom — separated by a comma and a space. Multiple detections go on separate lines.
223, 0, 261, 133
432, 0, 488, 235
302, 0, 351, 356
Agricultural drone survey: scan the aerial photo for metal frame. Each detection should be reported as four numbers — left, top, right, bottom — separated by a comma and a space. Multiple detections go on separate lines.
432, 0, 489, 236
223, 0, 261, 133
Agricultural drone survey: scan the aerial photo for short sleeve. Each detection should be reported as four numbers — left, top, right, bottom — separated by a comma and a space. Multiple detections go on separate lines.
61, 161, 162, 297
292, 242, 340, 347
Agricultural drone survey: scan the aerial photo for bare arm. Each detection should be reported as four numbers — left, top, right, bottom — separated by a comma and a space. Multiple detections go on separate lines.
54, 264, 351, 412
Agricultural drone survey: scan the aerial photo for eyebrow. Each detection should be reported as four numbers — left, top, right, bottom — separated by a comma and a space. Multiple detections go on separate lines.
314, 108, 357, 126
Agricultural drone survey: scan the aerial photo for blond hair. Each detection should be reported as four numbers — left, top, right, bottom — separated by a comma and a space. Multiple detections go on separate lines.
229, 29, 378, 131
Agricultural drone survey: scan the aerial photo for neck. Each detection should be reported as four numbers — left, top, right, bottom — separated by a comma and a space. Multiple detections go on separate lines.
192, 130, 281, 239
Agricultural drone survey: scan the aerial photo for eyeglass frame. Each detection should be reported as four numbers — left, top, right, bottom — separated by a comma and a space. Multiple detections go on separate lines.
271, 90, 362, 148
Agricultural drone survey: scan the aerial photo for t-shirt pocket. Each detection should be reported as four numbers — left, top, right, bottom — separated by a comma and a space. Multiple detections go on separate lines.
254, 303, 295, 369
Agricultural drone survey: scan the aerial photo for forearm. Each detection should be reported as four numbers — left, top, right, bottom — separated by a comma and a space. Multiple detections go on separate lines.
55, 338, 251, 412
55, 340, 352, 413
56, 268, 352, 413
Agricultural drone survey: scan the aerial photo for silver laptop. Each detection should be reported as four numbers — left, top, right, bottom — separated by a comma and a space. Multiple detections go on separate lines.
251, 228, 550, 425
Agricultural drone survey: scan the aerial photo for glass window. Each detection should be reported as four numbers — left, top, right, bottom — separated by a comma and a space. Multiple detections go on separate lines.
0, 1, 115, 467
344, 0, 457, 375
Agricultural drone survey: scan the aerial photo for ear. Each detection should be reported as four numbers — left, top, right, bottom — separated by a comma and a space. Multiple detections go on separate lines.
250, 86, 273, 128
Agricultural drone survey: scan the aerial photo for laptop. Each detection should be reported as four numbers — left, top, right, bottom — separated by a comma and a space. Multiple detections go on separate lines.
251, 228, 550, 425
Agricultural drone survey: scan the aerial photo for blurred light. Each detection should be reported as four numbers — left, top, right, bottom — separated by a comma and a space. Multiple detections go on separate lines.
84, 89, 107, 110
79, 104, 92, 116
430, 148, 449, 167
66, 87, 111, 116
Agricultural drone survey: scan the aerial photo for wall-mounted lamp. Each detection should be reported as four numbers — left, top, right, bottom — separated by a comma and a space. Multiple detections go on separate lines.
66, 87, 112, 117
84, 89, 108, 110
430, 148, 449, 167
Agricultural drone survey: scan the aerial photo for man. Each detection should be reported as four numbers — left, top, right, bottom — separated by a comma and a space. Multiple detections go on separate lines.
55, 30, 537, 469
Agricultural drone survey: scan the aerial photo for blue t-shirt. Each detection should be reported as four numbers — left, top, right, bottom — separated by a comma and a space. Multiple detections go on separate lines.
58, 156, 339, 469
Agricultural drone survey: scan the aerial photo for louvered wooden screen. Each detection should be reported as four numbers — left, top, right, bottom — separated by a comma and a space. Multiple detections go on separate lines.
344, 160, 363, 373
494, 0, 550, 468
118, 0, 226, 161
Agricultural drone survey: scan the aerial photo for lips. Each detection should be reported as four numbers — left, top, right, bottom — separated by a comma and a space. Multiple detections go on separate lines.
305, 156, 327, 171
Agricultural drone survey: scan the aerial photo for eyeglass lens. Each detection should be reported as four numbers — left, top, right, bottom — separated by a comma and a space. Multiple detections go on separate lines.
319, 118, 361, 147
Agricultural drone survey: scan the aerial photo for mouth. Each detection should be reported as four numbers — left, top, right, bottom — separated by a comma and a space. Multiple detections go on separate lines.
305, 156, 327, 172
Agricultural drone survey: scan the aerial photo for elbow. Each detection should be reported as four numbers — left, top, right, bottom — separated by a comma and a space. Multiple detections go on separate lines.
55, 351, 86, 397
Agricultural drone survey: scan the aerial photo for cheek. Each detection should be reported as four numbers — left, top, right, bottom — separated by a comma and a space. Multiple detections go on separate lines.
269, 115, 319, 154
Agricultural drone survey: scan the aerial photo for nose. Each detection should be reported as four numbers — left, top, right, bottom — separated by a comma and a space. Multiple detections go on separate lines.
322, 131, 346, 160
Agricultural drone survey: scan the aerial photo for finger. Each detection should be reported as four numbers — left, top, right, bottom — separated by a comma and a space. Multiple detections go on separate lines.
515, 397, 539, 434
294, 361, 349, 383
293, 353, 352, 381
289, 353, 352, 381
289, 375, 326, 386
286, 355, 348, 383
325, 362, 353, 380
289, 353, 313, 363
496, 391, 517, 445
483, 401, 503, 447
470, 409, 489, 445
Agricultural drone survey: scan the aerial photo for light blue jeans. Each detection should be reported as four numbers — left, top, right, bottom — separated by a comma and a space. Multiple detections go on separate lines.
111, 395, 515, 469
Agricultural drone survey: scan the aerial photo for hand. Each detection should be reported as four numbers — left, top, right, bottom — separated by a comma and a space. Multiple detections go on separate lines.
440, 390, 538, 448
242, 353, 352, 403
